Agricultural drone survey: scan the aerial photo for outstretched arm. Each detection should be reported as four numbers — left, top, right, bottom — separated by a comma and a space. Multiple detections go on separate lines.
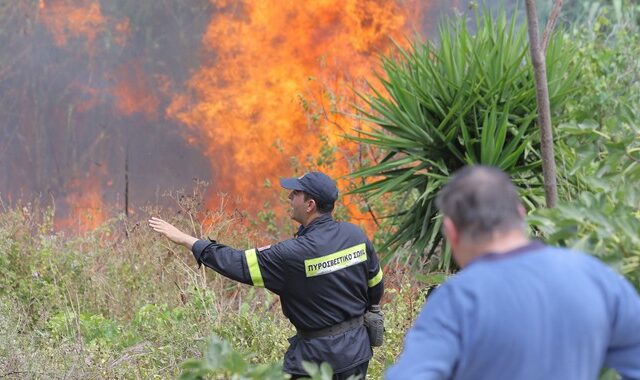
148, 217, 283, 292
148, 217, 198, 249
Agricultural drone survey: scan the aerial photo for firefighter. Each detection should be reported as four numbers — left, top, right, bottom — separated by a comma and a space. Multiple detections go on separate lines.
149, 171, 384, 379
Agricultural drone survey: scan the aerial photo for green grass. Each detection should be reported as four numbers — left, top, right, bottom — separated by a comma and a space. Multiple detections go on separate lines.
0, 201, 425, 379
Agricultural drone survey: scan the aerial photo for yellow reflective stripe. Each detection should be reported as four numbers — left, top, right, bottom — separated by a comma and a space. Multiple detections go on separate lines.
368, 268, 383, 287
305, 243, 367, 277
244, 249, 264, 288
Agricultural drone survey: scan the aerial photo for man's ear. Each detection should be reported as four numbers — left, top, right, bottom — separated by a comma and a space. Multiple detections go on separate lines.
517, 203, 526, 219
306, 199, 316, 213
443, 216, 459, 246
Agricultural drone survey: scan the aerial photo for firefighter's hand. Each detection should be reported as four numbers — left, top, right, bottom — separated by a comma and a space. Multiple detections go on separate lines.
148, 217, 198, 249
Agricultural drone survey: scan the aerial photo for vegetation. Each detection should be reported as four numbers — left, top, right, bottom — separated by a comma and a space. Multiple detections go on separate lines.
530, 0, 640, 291
348, 9, 576, 269
0, 193, 285, 378
2, 2, 639, 379
0, 196, 424, 379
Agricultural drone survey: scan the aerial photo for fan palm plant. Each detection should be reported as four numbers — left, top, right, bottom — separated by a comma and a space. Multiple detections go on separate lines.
348, 9, 576, 268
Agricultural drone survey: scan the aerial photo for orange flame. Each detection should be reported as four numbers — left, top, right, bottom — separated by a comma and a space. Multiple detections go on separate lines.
39, 0, 130, 62
28, 0, 442, 234
39, 0, 104, 52
168, 0, 429, 232
112, 59, 160, 119
35, 1, 136, 231
55, 166, 107, 233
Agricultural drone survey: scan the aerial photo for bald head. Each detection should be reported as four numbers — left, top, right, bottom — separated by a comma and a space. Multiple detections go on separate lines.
436, 166, 525, 242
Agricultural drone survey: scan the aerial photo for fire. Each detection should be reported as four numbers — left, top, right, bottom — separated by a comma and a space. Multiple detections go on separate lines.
7, 0, 446, 234
55, 167, 107, 233
33, 0, 136, 232
168, 0, 428, 231
39, 0, 130, 49
112, 59, 160, 119
39, 0, 103, 53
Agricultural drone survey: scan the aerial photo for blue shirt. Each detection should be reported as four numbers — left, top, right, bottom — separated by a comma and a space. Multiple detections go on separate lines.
386, 243, 640, 380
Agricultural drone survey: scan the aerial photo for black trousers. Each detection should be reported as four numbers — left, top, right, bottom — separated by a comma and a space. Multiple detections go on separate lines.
290, 361, 369, 380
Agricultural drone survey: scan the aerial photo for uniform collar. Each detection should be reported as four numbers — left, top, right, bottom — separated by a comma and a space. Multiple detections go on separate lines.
295, 213, 333, 237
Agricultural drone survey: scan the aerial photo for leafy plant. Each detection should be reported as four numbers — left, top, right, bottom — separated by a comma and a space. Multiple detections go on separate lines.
178, 334, 361, 380
179, 335, 285, 380
530, 4, 640, 291
47, 311, 121, 346
529, 122, 640, 285
348, 9, 576, 267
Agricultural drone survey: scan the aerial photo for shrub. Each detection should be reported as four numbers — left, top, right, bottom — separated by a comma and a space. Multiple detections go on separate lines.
530, 2, 640, 291
348, 9, 576, 268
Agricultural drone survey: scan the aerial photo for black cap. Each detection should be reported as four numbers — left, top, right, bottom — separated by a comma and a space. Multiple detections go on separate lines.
279, 171, 339, 205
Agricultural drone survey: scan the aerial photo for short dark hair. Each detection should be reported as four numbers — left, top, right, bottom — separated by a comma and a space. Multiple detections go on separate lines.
303, 192, 335, 214
436, 166, 524, 239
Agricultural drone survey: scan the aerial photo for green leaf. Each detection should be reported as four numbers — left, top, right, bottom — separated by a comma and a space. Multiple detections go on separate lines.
348, 7, 575, 268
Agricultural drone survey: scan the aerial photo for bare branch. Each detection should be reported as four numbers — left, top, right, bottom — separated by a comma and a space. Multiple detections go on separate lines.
542, 0, 564, 54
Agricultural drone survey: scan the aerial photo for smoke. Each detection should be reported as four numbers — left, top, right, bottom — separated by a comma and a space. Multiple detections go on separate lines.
0, 0, 503, 233
0, 0, 213, 230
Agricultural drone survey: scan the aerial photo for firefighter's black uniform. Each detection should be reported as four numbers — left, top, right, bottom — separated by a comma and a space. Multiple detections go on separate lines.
191, 213, 384, 376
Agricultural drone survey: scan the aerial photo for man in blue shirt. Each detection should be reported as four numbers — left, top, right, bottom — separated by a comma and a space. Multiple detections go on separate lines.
386, 166, 640, 380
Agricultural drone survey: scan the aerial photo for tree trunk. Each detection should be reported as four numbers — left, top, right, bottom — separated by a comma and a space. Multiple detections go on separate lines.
524, 0, 559, 208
